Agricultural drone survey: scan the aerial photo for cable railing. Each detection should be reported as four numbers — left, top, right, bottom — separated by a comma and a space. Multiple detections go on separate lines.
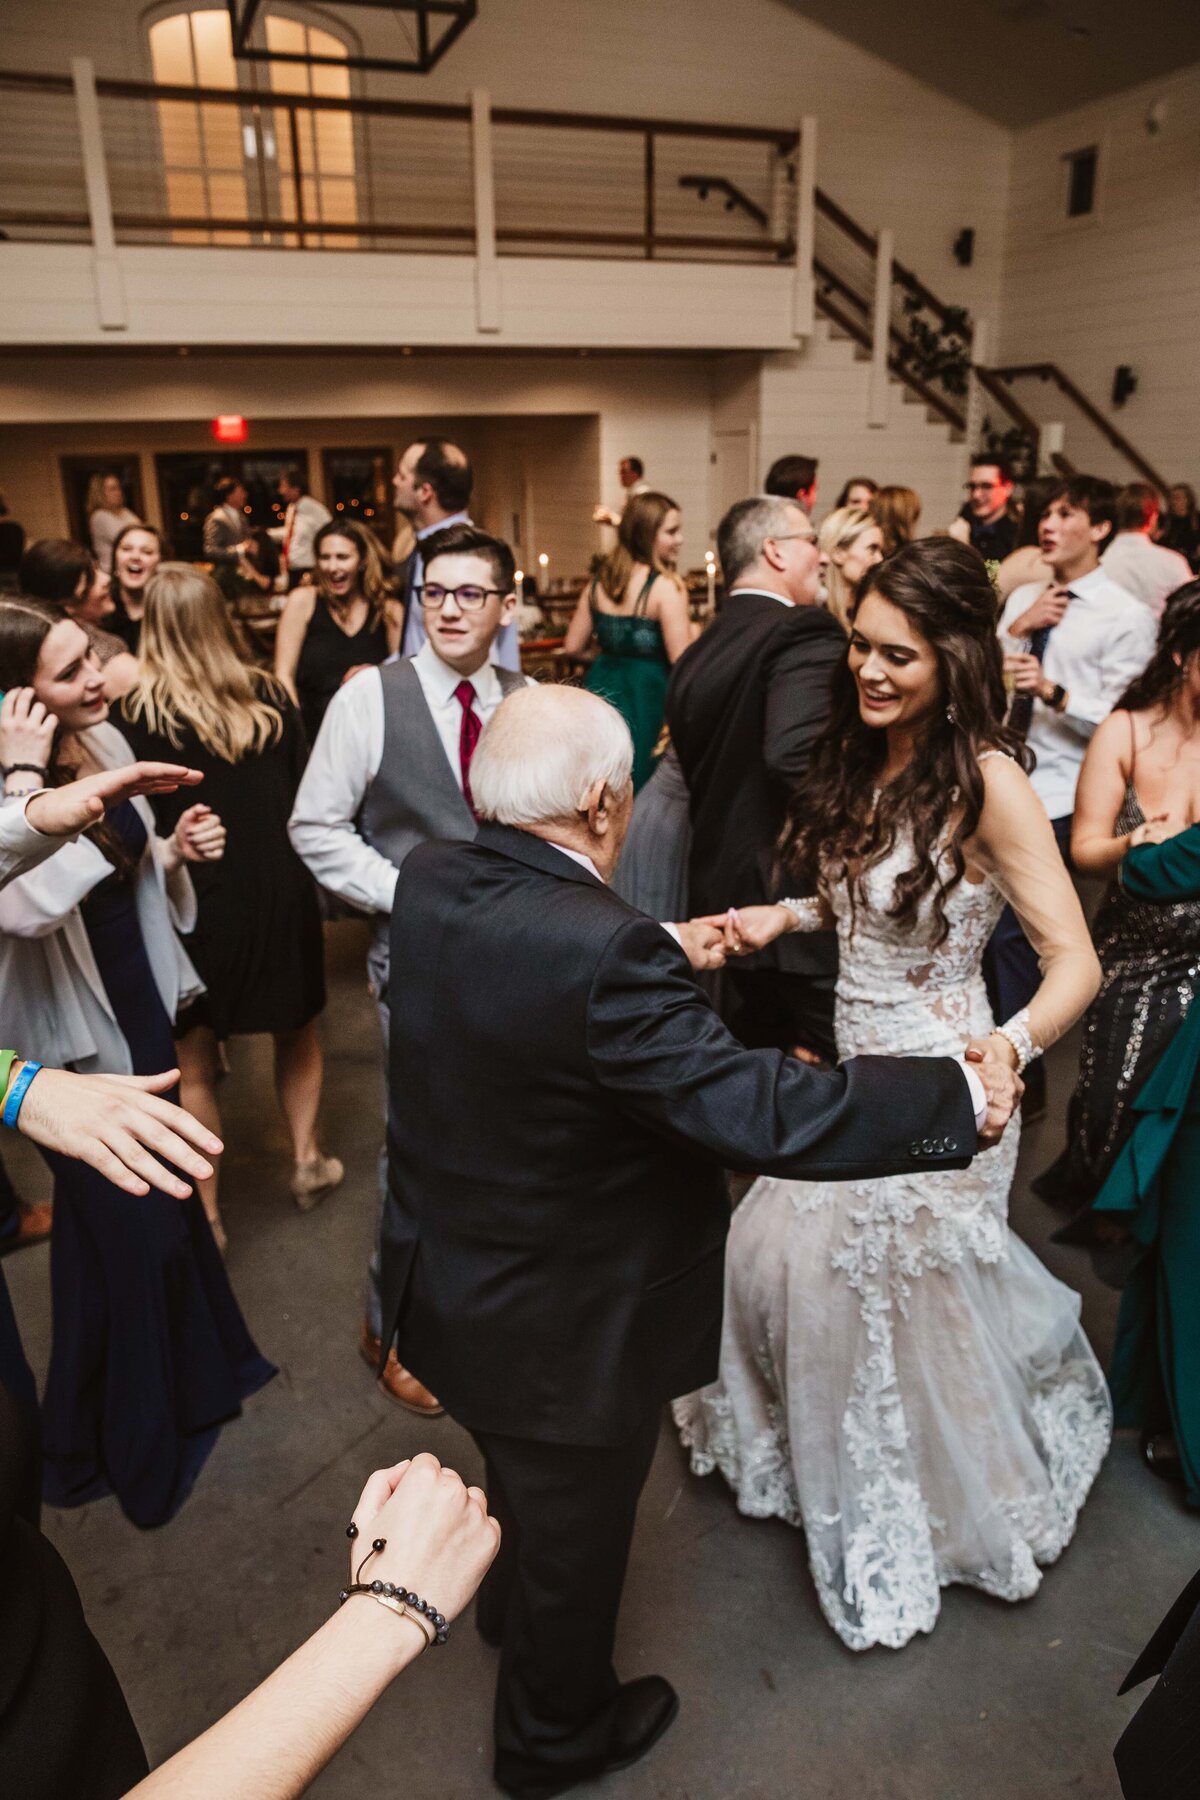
0, 67, 796, 261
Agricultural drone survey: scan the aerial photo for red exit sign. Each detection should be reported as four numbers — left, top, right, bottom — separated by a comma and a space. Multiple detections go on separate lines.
211, 414, 248, 444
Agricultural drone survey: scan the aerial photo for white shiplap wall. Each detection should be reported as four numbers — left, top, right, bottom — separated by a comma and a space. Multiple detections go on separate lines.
999, 61, 1200, 487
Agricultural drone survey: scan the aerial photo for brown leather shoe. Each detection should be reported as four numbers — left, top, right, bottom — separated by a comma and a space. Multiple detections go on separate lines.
358, 1321, 444, 1417
0, 1201, 52, 1257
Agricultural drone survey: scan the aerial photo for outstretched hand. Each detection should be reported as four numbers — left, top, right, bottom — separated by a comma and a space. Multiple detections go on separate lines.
23, 761, 203, 839
14, 1065, 222, 1198
690, 904, 795, 958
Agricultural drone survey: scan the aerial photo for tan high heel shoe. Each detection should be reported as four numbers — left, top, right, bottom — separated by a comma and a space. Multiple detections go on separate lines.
290, 1153, 344, 1213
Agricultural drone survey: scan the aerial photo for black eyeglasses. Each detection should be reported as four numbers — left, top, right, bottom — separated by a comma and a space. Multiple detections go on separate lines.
417, 583, 506, 612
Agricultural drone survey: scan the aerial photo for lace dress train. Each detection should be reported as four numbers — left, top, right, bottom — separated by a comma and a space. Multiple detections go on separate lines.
674, 830, 1111, 1652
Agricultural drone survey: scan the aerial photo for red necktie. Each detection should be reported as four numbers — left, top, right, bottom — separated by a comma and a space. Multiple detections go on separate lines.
453, 680, 481, 820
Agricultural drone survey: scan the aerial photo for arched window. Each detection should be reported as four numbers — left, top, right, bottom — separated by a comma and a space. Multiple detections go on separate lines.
148, 8, 358, 247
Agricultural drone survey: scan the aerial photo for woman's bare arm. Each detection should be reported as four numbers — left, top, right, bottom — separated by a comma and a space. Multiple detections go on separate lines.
653, 576, 694, 662
273, 588, 317, 707
1071, 711, 1169, 874
123, 1455, 500, 1800
970, 754, 1100, 1060
560, 587, 594, 657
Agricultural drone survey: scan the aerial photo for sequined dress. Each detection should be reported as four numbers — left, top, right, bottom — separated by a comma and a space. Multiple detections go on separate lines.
1037, 783, 1200, 1220
674, 810, 1112, 1652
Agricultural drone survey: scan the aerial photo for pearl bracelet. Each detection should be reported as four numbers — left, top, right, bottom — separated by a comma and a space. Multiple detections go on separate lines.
993, 1009, 1039, 1073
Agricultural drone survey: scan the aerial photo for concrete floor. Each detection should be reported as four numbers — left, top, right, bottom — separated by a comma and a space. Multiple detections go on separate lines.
6, 920, 1198, 1800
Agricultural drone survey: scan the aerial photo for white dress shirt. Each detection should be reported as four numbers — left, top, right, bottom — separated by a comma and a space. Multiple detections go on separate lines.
270, 493, 332, 573
288, 642, 523, 916
1101, 532, 1192, 620
997, 564, 1157, 819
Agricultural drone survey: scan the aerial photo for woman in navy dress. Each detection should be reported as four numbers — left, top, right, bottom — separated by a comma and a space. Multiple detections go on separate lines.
0, 597, 274, 1528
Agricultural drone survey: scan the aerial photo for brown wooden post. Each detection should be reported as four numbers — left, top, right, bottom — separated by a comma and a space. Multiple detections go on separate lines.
287, 105, 307, 247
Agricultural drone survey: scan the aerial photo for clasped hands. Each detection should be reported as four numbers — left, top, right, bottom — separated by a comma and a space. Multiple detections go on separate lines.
964, 1035, 1024, 1148
672, 903, 794, 972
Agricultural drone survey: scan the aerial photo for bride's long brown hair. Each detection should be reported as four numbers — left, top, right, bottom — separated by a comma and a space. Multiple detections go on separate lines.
781, 538, 1032, 946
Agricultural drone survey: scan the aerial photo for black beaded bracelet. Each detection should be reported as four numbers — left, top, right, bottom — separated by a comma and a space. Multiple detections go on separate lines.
341, 1523, 449, 1646
3, 764, 48, 780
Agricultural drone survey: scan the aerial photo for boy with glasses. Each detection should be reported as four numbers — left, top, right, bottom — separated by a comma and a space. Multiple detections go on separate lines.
289, 525, 530, 1409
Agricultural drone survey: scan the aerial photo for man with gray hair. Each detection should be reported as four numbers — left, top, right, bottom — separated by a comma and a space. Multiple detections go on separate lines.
665, 492, 844, 1061
377, 683, 1016, 1800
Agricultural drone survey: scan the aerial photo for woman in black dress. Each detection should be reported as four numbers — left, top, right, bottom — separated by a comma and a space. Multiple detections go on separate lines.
273, 519, 397, 746
0, 597, 274, 1528
123, 565, 339, 1252
108, 520, 163, 653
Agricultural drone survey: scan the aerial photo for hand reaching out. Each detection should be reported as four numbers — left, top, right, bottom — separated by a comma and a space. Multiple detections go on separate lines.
1129, 813, 1173, 848
690, 904, 796, 958
24, 761, 203, 838
14, 1065, 221, 1198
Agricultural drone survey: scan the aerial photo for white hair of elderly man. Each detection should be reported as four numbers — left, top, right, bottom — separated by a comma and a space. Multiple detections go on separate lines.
471, 685, 633, 827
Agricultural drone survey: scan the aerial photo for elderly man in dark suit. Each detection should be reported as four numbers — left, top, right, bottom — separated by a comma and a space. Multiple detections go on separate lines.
666, 492, 845, 1061
378, 684, 1018, 1800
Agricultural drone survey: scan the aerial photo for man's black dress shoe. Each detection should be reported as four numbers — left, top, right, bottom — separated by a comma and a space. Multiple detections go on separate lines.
499, 1676, 679, 1799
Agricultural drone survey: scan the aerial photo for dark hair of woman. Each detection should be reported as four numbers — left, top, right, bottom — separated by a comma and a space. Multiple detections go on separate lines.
1013, 476, 1060, 551
311, 518, 394, 624
780, 538, 1033, 947
243, 527, 282, 581
19, 538, 93, 604
1117, 579, 1200, 713
0, 595, 134, 874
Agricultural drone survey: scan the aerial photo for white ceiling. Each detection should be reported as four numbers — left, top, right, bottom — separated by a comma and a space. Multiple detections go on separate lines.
777, 0, 1200, 125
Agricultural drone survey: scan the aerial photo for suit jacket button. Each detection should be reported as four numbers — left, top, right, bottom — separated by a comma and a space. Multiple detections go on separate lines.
922, 1138, 933, 1154
909, 1141, 920, 1156
948, 1139, 957, 1152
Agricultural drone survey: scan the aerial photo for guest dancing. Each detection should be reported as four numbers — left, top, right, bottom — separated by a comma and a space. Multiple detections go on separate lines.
676, 539, 1111, 1652
122, 566, 337, 1251
817, 504, 884, 630
19, 537, 137, 698
1035, 582, 1200, 1221
109, 520, 162, 653
274, 519, 398, 745
1088, 818, 1200, 1503
561, 491, 692, 790
0, 597, 274, 1527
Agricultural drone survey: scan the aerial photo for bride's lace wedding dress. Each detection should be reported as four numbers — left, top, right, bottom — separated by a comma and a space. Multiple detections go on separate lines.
674, 816, 1112, 1652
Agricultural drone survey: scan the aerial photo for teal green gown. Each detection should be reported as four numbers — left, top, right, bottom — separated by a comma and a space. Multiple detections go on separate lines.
1091, 824, 1200, 1507
583, 574, 671, 792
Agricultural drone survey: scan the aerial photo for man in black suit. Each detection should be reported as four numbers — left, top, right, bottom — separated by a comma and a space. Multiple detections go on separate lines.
666, 493, 845, 1060
378, 684, 1017, 1799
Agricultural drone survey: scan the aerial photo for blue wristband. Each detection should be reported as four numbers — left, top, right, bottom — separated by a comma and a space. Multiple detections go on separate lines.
2, 1061, 42, 1129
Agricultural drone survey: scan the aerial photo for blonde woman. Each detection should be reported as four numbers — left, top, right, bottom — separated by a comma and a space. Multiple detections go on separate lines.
86, 470, 141, 574
818, 505, 885, 630
274, 519, 399, 745
872, 484, 922, 556
562, 490, 691, 789
122, 566, 340, 1250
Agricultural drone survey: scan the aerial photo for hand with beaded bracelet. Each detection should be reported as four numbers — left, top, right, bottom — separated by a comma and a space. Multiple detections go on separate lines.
123, 1454, 499, 1800
964, 1007, 1042, 1075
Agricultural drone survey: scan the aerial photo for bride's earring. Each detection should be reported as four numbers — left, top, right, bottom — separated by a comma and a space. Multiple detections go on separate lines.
946, 702, 958, 724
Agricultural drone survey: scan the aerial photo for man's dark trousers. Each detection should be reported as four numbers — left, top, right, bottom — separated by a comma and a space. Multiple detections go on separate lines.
472, 1417, 660, 1792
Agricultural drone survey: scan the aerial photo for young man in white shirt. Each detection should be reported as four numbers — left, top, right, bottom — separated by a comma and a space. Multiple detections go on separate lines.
290, 525, 529, 1412
989, 475, 1156, 1099
1101, 481, 1192, 619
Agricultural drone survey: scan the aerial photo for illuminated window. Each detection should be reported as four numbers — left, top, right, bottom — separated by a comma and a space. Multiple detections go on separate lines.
148, 9, 357, 248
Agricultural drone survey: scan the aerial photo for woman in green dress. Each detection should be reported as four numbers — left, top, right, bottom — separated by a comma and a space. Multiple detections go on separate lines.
1091, 814, 1200, 1503
562, 491, 692, 790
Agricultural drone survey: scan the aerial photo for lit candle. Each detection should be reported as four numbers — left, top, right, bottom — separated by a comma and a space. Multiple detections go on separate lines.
537, 552, 549, 594
514, 567, 525, 595
705, 551, 716, 611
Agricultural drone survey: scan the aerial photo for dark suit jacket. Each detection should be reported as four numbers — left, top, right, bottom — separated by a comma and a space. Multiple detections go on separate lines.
378, 823, 977, 1448
664, 589, 845, 975
1115, 1566, 1200, 1798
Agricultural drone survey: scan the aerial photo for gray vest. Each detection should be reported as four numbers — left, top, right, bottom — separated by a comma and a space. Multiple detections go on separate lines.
361, 655, 526, 882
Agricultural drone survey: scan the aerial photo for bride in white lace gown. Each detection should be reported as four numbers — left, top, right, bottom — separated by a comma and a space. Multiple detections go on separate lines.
675, 541, 1112, 1652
